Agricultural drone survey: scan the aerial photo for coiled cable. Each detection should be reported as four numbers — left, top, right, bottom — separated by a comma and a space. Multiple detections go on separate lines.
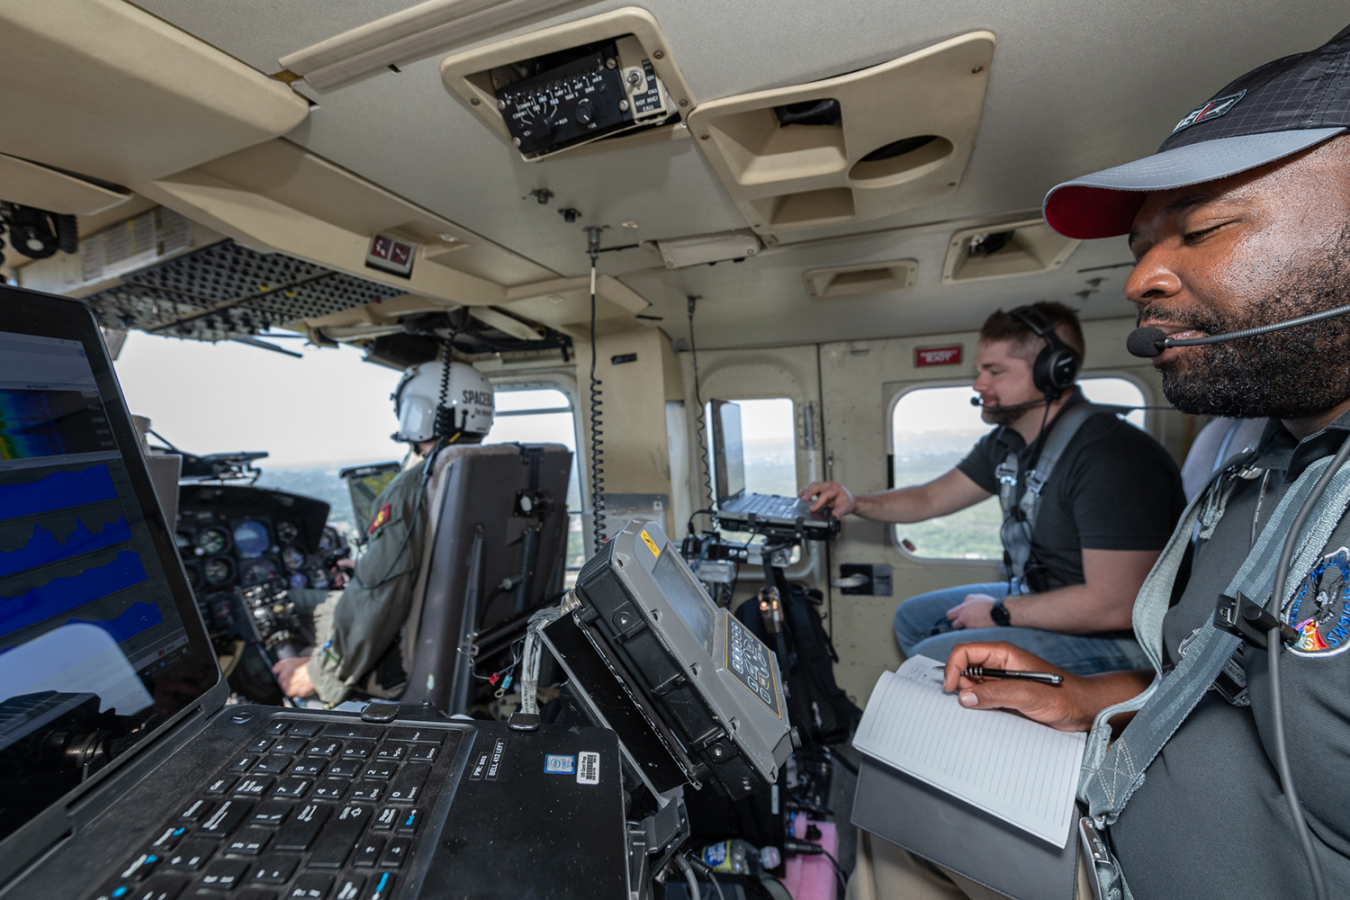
587, 235, 606, 554
688, 296, 714, 518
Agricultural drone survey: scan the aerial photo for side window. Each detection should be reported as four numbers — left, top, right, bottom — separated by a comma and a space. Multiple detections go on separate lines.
706, 398, 801, 562
890, 377, 1147, 560
482, 388, 586, 572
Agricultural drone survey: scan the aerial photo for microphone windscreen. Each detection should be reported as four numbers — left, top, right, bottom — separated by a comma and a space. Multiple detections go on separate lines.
1126, 327, 1167, 358
969, 397, 982, 407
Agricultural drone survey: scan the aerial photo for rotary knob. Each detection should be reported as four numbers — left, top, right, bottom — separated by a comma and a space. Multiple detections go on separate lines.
575, 100, 595, 125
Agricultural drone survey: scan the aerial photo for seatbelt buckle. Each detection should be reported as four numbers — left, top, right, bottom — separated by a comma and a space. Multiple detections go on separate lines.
1079, 817, 1117, 900
1213, 592, 1297, 649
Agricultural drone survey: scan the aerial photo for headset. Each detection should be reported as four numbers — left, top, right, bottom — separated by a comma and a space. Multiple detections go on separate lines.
1008, 306, 1080, 400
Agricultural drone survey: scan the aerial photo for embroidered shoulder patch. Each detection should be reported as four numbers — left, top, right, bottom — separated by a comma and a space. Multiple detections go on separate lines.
1283, 546, 1350, 657
1171, 90, 1246, 135
367, 503, 393, 537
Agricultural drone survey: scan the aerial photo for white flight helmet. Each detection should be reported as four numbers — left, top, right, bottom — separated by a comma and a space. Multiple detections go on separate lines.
391, 360, 495, 443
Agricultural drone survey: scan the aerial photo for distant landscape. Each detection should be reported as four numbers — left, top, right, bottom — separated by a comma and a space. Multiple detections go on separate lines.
892, 429, 1001, 560
255, 461, 394, 536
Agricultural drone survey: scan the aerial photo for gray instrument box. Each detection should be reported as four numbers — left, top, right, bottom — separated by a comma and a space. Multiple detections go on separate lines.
549, 520, 793, 799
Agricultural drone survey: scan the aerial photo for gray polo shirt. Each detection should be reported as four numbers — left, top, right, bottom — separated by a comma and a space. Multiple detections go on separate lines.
1112, 414, 1350, 898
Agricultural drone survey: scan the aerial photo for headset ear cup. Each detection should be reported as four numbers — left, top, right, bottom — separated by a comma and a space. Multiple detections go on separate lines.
1049, 348, 1080, 392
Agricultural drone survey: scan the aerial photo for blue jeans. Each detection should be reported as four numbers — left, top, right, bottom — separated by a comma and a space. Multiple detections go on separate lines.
892, 581, 1150, 676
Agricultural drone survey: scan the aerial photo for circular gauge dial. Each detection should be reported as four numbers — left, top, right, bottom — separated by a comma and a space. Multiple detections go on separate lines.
203, 557, 234, 586
197, 527, 229, 555
281, 547, 306, 572
289, 573, 309, 589
241, 558, 278, 586
276, 521, 300, 544
318, 526, 342, 553
233, 520, 270, 558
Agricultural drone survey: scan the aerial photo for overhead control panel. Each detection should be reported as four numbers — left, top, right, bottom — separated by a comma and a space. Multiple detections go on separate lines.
440, 8, 696, 162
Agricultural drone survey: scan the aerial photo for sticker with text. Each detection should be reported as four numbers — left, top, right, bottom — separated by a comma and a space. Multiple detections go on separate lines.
544, 754, 576, 775
577, 751, 600, 785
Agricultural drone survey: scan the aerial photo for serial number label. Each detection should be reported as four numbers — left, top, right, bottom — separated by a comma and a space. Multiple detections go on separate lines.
724, 612, 782, 718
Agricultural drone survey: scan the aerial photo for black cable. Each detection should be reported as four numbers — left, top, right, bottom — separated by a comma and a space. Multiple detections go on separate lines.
821, 848, 849, 900
689, 296, 714, 511
587, 242, 606, 555
1262, 430, 1350, 900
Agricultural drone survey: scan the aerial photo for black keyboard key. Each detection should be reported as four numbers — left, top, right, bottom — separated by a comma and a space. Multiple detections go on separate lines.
250, 855, 300, 884
386, 764, 430, 805
255, 755, 291, 775
377, 837, 410, 869
326, 760, 361, 779
203, 776, 236, 796
247, 737, 275, 754
234, 776, 275, 798
372, 744, 405, 763
118, 851, 162, 881
385, 727, 443, 744
342, 740, 376, 759
370, 807, 399, 833
394, 809, 421, 836
273, 777, 312, 799
228, 754, 258, 774
198, 859, 248, 890
264, 721, 290, 736
286, 720, 321, 737
198, 799, 253, 838
251, 800, 294, 828
163, 840, 215, 872
306, 739, 342, 758
178, 799, 213, 823
406, 744, 438, 764
225, 827, 271, 856
351, 836, 384, 868
288, 874, 333, 899
312, 778, 348, 801
130, 875, 187, 900
235, 891, 278, 900
360, 761, 396, 781
272, 736, 309, 755
322, 723, 382, 740
149, 825, 189, 851
364, 872, 396, 900
306, 804, 370, 868
273, 802, 331, 852
348, 781, 384, 803
331, 874, 364, 900
289, 759, 325, 777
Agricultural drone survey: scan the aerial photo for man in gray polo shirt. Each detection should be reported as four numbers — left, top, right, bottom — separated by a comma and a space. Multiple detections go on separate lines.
850, 24, 1350, 900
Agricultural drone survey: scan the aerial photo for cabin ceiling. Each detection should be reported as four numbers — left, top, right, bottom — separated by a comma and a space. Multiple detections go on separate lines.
34, 3, 1350, 347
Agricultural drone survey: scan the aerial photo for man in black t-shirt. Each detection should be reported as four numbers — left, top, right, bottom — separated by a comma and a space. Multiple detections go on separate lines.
801, 302, 1185, 674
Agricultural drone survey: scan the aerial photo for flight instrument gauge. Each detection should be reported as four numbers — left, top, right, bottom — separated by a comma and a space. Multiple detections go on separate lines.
234, 520, 270, 558
197, 527, 229, 556
203, 557, 235, 587
281, 546, 306, 572
276, 520, 300, 544
241, 559, 278, 586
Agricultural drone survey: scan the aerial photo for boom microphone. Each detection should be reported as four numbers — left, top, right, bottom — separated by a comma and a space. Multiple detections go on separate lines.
969, 396, 1048, 413
1126, 302, 1350, 358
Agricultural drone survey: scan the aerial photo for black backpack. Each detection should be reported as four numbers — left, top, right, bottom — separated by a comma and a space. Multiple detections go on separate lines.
734, 572, 861, 746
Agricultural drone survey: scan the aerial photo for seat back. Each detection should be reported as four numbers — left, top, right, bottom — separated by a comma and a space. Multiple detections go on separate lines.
399, 442, 572, 711
1180, 417, 1267, 500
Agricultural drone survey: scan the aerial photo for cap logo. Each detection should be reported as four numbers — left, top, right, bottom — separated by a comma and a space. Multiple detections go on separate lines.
1171, 90, 1247, 136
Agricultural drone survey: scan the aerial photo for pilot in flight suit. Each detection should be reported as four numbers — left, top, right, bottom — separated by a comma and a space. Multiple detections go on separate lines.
273, 359, 496, 706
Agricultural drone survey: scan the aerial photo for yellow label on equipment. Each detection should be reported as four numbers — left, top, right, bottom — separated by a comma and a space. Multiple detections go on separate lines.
639, 529, 661, 559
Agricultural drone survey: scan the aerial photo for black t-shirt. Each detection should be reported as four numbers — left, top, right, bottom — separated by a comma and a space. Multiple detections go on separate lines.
1112, 416, 1350, 898
956, 396, 1185, 591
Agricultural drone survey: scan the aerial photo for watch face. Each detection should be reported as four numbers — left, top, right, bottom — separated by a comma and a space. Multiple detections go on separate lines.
991, 603, 1011, 626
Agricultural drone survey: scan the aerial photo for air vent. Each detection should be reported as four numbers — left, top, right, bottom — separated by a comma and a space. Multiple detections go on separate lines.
803, 260, 917, 299
941, 219, 1080, 284
687, 31, 994, 234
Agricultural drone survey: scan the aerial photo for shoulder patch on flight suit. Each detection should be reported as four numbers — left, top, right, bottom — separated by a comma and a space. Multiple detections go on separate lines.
368, 503, 393, 537
1284, 546, 1350, 657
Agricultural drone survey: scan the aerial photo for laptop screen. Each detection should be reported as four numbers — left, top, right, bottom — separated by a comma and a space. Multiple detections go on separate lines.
0, 288, 220, 844
709, 399, 746, 504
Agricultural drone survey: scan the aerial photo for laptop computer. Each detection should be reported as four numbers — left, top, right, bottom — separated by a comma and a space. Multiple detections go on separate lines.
0, 286, 628, 900
708, 400, 837, 539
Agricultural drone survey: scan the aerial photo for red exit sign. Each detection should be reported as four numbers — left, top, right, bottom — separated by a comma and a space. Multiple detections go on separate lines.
915, 345, 962, 367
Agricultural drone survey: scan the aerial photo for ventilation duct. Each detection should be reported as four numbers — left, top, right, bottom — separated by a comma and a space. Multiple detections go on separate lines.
941, 219, 1080, 284
803, 260, 917, 299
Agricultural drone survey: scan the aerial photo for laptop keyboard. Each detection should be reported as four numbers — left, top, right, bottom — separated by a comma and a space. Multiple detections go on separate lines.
90, 718, 463, 900
729, 493, 807, 518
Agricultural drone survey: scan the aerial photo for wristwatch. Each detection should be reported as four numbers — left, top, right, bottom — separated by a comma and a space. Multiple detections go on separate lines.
990, 602, 1012, 627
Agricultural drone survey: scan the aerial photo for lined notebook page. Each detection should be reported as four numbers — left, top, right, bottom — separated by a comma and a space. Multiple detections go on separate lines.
852, 656, 1085, 847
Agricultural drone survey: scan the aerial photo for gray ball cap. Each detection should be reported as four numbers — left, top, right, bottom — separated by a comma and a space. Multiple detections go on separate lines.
1044, 26, 1350, 239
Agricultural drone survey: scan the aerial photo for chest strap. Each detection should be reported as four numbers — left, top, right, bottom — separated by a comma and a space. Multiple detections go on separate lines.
1076, 452, 1350, 900
996, 402, 1101, 591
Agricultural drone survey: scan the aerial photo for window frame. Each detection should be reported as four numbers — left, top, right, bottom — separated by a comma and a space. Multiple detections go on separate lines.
885, 370, 1157, 564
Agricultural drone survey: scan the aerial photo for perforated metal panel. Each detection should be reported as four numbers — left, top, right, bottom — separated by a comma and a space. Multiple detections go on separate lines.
84, 239, 406, 342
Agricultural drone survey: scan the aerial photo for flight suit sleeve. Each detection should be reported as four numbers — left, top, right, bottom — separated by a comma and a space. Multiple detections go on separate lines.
306, 470, 425, 705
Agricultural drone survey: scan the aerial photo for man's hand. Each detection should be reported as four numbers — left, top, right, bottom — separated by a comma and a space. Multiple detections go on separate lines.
799, 481, 856, 516
273, 656, 317, 699
942, 642, 1152, 733
946, 593, 998, 629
